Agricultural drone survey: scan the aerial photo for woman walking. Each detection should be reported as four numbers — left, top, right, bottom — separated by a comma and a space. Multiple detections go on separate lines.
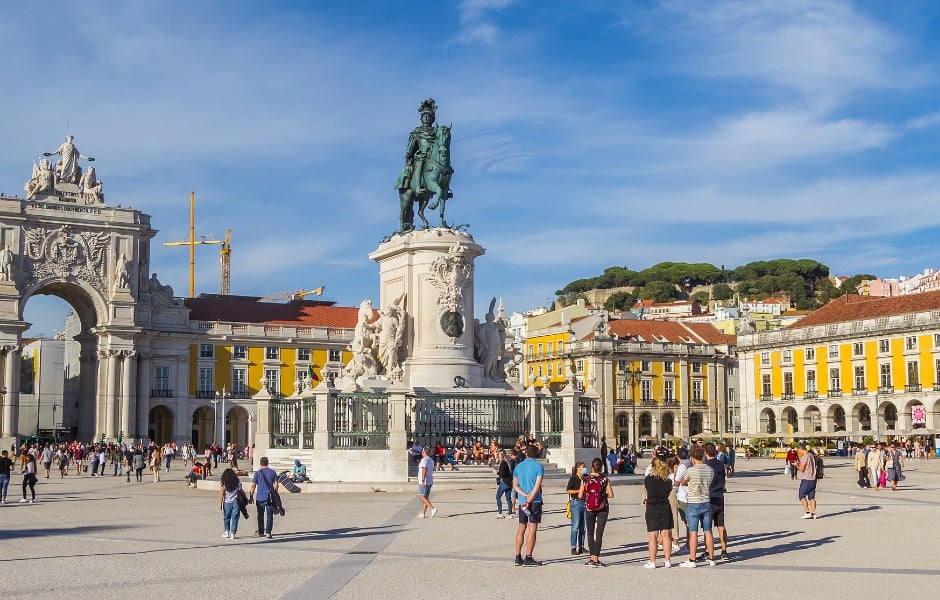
644, 457, 675, 568
20, 453, 38, 503
494, 450, 514, 518
150, 447, 162, 482
219, 468, 243, 539
133, 447, 146, 482
566, 461, 587, 555
579, 458, 614, 567
885, 442, 906, 491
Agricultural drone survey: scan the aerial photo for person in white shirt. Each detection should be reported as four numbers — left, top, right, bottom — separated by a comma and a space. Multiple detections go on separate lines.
417, 446, 438, 518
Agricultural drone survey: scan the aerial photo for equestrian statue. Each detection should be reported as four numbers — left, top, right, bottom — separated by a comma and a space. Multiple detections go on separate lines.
396, 98, 454, 232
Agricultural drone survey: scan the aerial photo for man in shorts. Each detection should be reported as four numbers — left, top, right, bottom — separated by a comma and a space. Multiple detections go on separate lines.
795, 443, 818, 519
417, 446, 437, 518
512, 445, 544, 566
704, 443, 729, 560
678, 445, 716, 567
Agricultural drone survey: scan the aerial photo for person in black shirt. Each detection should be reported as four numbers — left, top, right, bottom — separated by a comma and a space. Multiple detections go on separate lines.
704, 443, 728, 561
0, 449, 12, 504
643, 457, 674, 568
566, 462, 587, 554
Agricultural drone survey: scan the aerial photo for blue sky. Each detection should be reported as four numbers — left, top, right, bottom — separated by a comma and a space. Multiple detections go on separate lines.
4, 1, 940, 335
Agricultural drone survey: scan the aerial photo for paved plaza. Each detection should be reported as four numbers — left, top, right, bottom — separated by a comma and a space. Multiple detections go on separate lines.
0, 456, 938, 599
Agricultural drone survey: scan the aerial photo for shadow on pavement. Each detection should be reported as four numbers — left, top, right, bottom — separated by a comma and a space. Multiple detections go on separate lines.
0, 524, 131, 542
815, 505, 880, 519
728, 534, 840, 562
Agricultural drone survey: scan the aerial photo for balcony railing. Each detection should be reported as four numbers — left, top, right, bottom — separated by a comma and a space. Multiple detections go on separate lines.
228, 390, 251, 399
760, 393, 773, 402
828, 388, 842, 397
151, 389, 174, 398
641, 399, 655, 406
663, 399, 678, 407
878, 386, 894, 394
194, 390, 216, 399
851, 388, 868, 396
905, 384, 922, 393
691, 399, 706, 407
781, 392, 795, 401
804, 390, 818, 399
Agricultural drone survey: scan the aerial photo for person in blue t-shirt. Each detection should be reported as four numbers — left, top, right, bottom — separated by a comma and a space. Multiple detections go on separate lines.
249, 457, 280, 539
292, 459, 309, 483
511, 445, 544, 567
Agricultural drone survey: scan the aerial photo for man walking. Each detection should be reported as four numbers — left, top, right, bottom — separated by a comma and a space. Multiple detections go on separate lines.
512, 445, 544, 566
795, 443, 818, 519
249, 456, 279, 539
417, 446, 438, 518
41, 444, 53, 479
704, 443, 729, 561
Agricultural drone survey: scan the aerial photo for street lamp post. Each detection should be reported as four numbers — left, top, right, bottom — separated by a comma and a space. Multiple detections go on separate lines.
624, 366, 642, 449
213, 387, 227, 446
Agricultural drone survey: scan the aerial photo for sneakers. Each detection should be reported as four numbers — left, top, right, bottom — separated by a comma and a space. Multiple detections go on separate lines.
577, 547, 584, 555
222, 531, 229, 539
497, 514, 506, 519
671, 544, 681, 554
571, 548, 578, 556
266, 533, 273, 539
720, 551, 729, 561
812, 513, 817, 519
18, 499, 28, 503
507, 512, 516, 519
664, 560, 672, 568
522, 557, 543, 567
707, 559, 716, 566
417, 512, 426, 519
801, 512, 813, 519
643, 561, 657, 569
29, 499, 35, 504
230, 533, 236, 540
430, 508, 439, 518
680, 560, 697, 568
514, 556, 524, 566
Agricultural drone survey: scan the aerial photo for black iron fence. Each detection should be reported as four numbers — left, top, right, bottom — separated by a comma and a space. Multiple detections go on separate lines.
302, 398, 316, 449
579, 397, 598, 448
270, 399, 299, 449
332, 393, 389, 449
538, 397, 563, 448
410, 394, 528, 448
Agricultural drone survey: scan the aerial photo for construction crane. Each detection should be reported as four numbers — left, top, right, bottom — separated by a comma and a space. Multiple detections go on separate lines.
261, 287, 325, 302
163, 192, 233, 296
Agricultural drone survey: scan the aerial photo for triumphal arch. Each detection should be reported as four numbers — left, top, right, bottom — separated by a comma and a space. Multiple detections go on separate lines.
0, 136, 187, 445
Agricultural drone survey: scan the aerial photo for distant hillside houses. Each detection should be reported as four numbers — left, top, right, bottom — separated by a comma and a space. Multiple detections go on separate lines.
849, 268, 940, 298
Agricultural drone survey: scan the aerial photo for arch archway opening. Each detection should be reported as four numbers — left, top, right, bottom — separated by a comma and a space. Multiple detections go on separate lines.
661, 412, 675, 436
149, 405, 174, 444
226, 405, 250, 448
191, 405, 215, 450
760, 408, 776, 434
689, 412, 702, 437
19, 284, 103, 441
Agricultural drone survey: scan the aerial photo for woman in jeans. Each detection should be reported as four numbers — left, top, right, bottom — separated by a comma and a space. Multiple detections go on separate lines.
494, 450, 514, 518
579, 457, 614, 567
566, 461, 587, 555
219, 468, 243, 539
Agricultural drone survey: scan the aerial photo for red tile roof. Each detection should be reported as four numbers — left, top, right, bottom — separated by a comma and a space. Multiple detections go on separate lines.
602, 320, 733, 346
185, 296, 362, 328
789, 291, 940, 329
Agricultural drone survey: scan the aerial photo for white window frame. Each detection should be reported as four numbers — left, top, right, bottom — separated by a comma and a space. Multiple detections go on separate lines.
297, 348, 311, 362
232, 345, 247, 360
199, 344, 214, 359
265, 347, 280, 360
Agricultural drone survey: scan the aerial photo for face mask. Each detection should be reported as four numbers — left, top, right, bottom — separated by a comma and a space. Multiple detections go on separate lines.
580, 468, 588, 475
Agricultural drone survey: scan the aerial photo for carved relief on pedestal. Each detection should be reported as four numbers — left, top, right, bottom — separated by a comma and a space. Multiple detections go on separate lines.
22, 224, 110, 293
428, 244, 473, 339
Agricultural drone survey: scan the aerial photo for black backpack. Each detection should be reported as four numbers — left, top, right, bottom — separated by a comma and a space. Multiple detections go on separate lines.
814, 454, 825, 480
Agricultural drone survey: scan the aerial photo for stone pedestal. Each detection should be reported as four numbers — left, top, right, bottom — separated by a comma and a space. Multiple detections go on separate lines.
369, 229, 485, 389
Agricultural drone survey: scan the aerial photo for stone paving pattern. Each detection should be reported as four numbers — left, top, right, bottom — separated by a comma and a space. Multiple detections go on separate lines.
0, 457, 937, 599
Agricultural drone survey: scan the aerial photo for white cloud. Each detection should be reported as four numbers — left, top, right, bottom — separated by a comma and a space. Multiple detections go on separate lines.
454, 0, 516, 46
906, 111, 940, 130
637, 0, 926, 108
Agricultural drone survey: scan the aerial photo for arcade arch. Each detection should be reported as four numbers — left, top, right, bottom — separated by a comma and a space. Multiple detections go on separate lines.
781, 406, 798, 434
803, 405, 822, 434
227, 405, 251, 447
191, 405, 215, 450
661, 412, 675, 436
149, 405, 173, 444
759, 408, 777, 434
828, 404, 846, 432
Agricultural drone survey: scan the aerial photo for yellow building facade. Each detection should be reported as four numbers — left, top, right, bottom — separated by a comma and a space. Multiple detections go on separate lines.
738, 292, 940, 437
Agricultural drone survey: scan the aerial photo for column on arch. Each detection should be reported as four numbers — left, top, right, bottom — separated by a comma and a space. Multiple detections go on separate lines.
2, 345, 20, 437
136, 352, 152, 440
120, 350, 137, 441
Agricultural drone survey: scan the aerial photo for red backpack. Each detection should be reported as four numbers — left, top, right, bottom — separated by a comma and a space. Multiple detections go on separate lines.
583, 474, 607, 511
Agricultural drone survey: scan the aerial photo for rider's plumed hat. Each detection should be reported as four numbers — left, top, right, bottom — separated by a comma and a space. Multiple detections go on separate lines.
419, 98, 437, 116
